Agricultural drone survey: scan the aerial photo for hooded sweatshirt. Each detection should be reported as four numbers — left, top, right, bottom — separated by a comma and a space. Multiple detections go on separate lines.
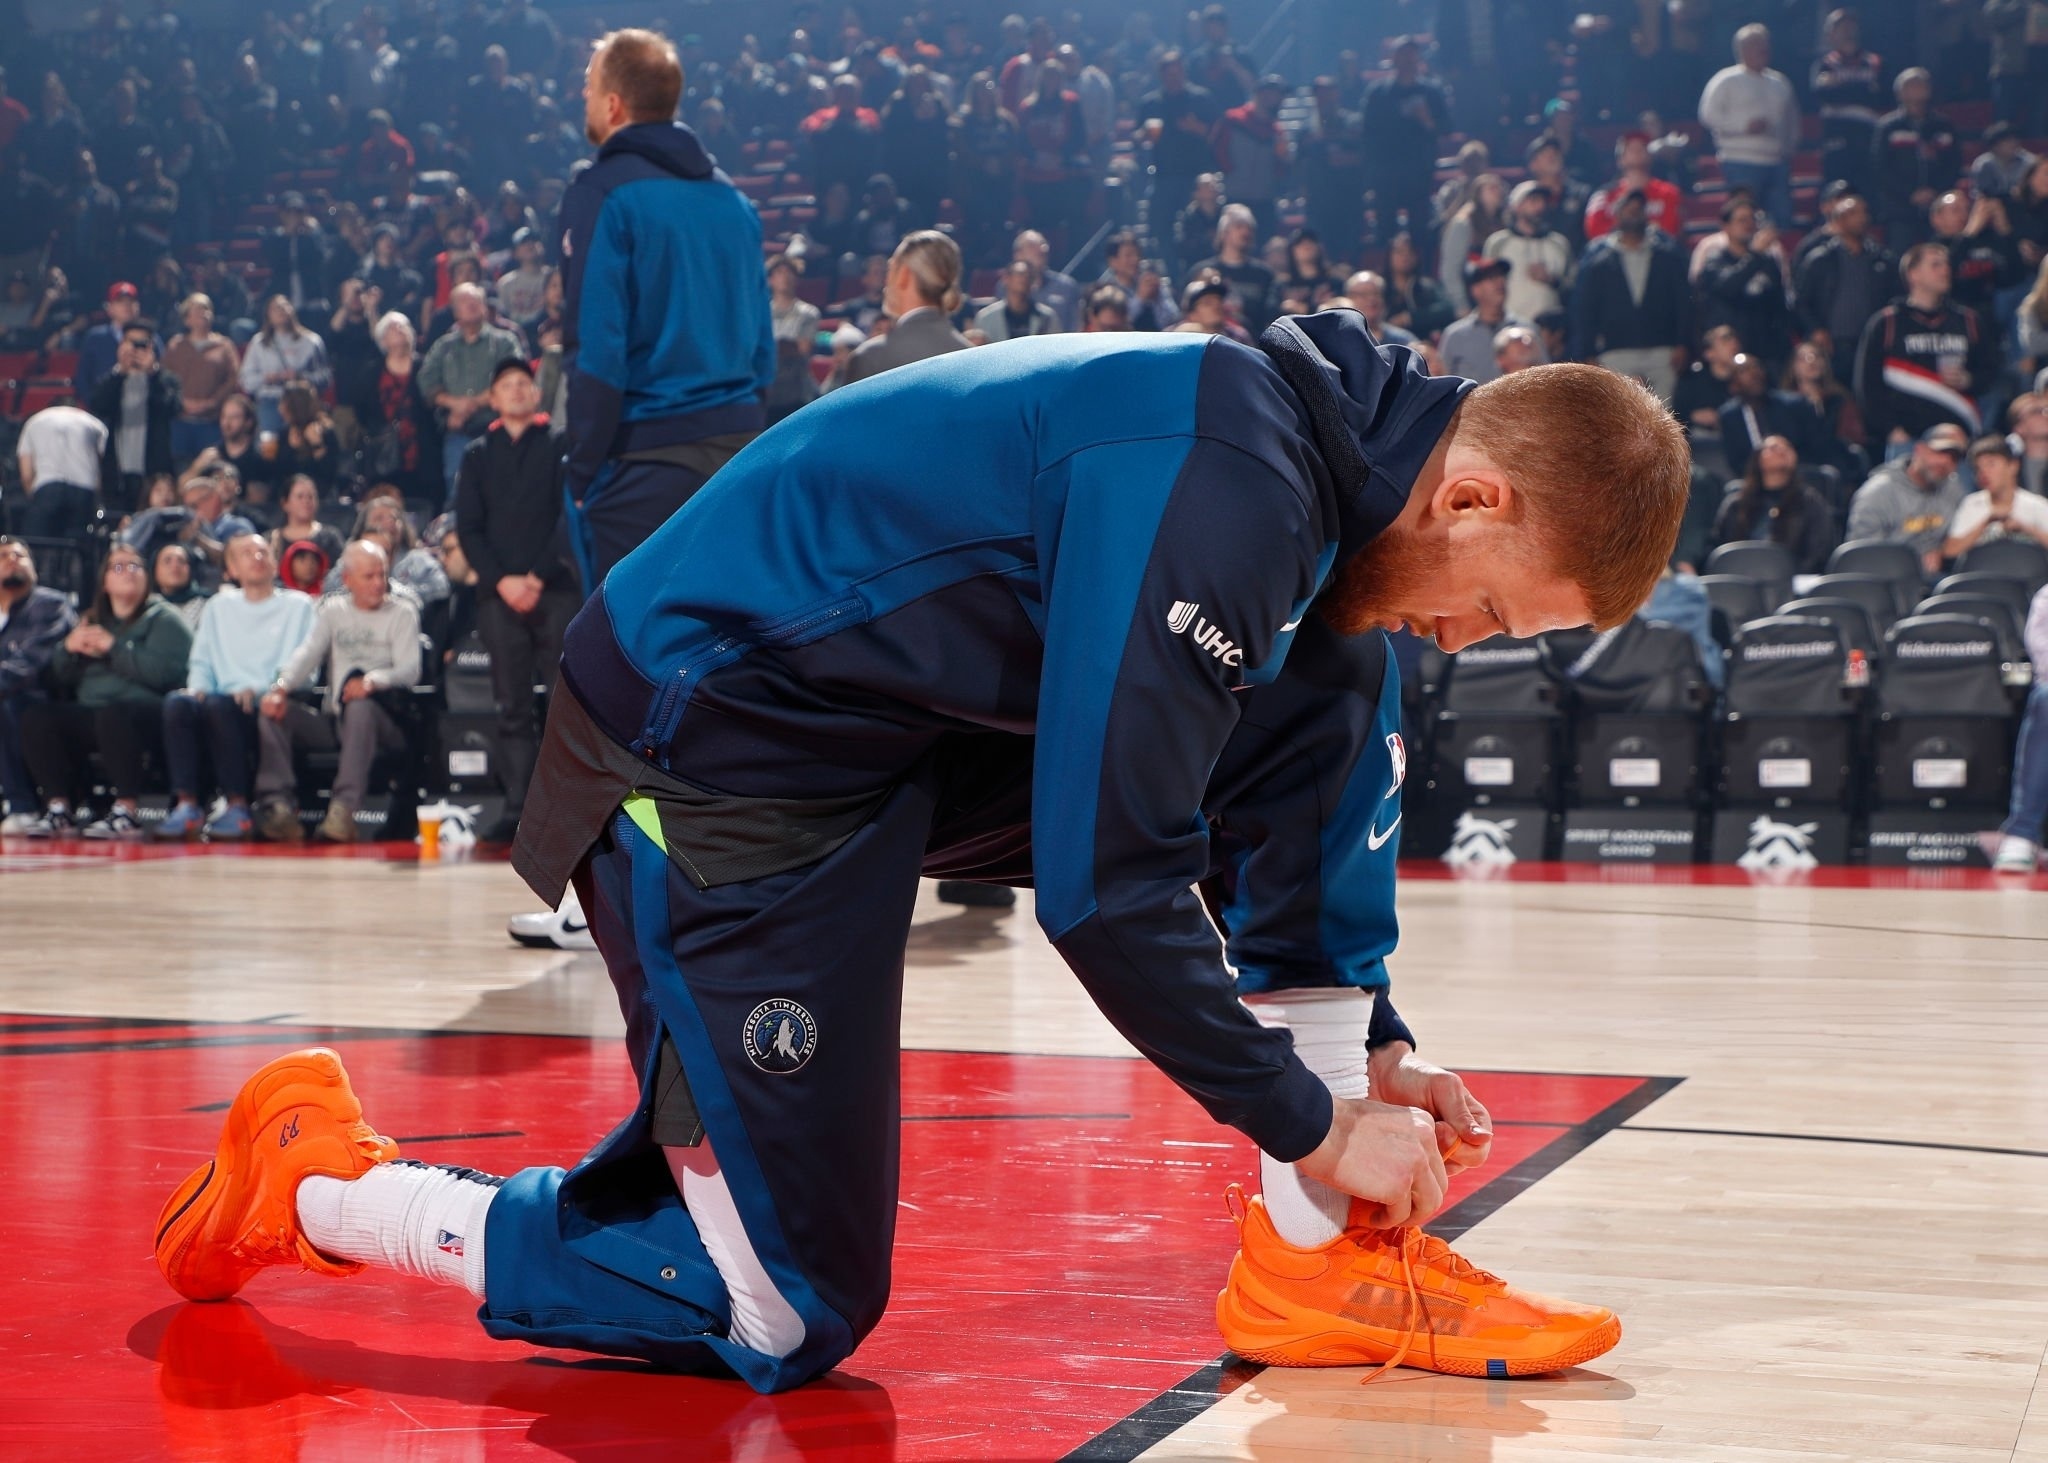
556, 120, 777, 501
537, 314, 1469, 1164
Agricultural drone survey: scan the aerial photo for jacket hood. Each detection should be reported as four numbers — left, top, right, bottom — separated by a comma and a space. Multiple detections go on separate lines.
597, 121, 716, 180
1256, 310, 1471, 560
282, 537, 332, 590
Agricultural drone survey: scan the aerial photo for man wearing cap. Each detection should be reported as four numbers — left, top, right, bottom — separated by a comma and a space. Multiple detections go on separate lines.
1572, 185, 1690, 402
71, 283, 162, 400
1483, 180, 1573, 321
1846, 423, 1970, 576
455, 357, 574, 843
1212, 73, 1291, 240
1943, 433, 2048, 560
1440, 257, 1540, 383
1171, 276, 1236, 336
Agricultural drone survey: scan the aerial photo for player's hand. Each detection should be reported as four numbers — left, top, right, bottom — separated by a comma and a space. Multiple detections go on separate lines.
1369, 1043, 1494, 1175
1295, 1095, 1448, 1229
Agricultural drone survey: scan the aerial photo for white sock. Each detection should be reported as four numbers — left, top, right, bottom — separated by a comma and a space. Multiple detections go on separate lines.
1243, 988, 1376, 1248
665, 1143, 805, 1359
297, 1160, 499, 1297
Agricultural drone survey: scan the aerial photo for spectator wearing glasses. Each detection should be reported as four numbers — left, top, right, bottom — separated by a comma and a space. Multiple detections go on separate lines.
156, 534, 315, 843
15, 542, 192, 840
0, 539, 79, 834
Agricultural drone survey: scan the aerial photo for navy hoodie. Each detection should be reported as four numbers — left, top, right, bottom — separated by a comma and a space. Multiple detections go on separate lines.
556, 121, 776, 501
566, 313, 1469, 1161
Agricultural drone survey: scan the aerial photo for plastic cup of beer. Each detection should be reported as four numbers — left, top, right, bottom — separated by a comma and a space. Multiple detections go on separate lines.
417, 808, 442, 859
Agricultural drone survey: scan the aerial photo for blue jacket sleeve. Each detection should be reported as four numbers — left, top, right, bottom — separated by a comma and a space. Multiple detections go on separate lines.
1033, 434, 1335, 1162
557, 175, 622, 505
1206, 617, 1418, 1052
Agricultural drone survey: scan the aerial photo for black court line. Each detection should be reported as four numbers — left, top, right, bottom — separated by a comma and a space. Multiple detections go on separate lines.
1063, 1073, 1685, 1463
392, 1130, 526, 1145
1517, 900, 2048, 946
1620, 1123, 2048, 1161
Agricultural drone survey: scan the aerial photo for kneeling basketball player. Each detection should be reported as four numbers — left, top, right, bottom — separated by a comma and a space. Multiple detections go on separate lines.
156, 312, 1688, 1391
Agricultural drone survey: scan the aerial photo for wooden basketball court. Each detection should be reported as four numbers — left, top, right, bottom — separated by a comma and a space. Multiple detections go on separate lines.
3, 840, 2046, 1460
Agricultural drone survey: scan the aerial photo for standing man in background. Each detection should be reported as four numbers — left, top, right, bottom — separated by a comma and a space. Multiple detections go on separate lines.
557, 28, 773, 588
456, 358, 575, 846
1698, 25, 1799, 231
513, 28, 773, 950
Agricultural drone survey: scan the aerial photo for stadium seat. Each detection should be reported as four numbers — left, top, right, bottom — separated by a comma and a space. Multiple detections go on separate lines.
1777, 596, 1883, 662
1828, 539, 1925, 617
1718, 615, 1856, 808
1549, 621, 1711, 807
1911, 595, 2028, 669
1870, 614, 2015, 809
1704, 539, 1797, 610
1930, 572, 2033, 624
1804, 572, 1900, 633
1956, 537, 2048, 595
1428, 635, 1564, 808
1699, 574, 1767, 637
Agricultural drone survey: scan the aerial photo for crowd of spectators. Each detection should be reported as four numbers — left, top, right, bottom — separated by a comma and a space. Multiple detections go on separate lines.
2, 1, 2048, 856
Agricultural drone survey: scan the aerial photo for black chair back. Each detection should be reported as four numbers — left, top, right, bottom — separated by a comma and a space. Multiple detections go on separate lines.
1777, 597, 1881, 661
1806, 572, 1899, 631
1724, 616, 1849, 716
1956, 536, 2048, 595
1912, 595, 2025, 665
1705, 539, 1797, 606
1930, 572, 2032, 623
1828, 538, 1925, 615
1699, 575, 1767, 636
1879, 614, 2011, 716
1442, 636, 1558, 714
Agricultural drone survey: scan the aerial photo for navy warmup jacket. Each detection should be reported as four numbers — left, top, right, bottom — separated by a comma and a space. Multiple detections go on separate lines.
545, 312, 1469, 1164
556, 121, 776, 502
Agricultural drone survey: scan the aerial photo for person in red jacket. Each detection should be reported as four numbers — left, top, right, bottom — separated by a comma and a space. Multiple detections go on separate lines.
1585, 134, 1684, 241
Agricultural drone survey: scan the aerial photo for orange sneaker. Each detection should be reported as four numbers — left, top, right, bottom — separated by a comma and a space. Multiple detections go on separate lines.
154, 1048, 399, 1302
1215, 1189, 1620, 1379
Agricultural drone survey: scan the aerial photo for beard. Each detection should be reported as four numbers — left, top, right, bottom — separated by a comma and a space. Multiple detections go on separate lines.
1319, 524, 1450, 638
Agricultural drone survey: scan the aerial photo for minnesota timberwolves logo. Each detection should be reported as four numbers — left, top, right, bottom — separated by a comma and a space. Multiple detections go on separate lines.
743, 999, 817, 1074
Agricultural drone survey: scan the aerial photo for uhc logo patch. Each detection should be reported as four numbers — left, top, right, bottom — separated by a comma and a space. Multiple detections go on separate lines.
1166, 600, 1243, 666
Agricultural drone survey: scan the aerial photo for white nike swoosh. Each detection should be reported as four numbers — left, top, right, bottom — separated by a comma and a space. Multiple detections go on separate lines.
1366, 814, 1402, 851
1280, 616, 1302, 632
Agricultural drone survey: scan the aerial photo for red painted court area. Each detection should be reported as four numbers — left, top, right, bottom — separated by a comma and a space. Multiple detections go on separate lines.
0, 1016, 1666, 1461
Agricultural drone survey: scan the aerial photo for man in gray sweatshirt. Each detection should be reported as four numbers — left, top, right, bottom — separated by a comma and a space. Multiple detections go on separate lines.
1844, 421, 1969, 576
253, 540, 421, 843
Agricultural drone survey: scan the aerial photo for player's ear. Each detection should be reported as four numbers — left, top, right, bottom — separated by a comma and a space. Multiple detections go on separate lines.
1431, 465, 1512, 519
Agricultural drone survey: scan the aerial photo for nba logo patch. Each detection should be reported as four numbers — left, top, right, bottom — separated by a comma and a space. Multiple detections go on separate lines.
743, 999, 817, 1075
1386, 732, 1407, 793
436, 1230, 465, 1257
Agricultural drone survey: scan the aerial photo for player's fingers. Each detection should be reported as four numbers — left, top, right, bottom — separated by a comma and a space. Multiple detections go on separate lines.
1409, 1154, 1448, 1227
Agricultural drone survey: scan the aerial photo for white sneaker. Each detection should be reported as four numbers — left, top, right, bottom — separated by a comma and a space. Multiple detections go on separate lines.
1993, 835, 2041, 874
1, 811, 40, 836
508, 888, 596, 950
